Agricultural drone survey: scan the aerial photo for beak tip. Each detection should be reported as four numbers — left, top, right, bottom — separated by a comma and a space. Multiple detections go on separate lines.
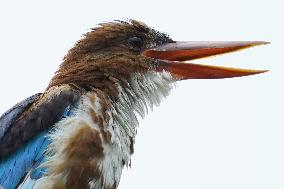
246, 69, 269, 77
260, 69, 269, 74
255, 41, 271, 46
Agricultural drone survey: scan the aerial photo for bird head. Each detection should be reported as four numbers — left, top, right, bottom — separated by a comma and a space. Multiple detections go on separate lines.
48, 20, 268, 95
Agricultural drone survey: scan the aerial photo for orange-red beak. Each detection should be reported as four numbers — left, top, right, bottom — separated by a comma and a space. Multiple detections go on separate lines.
143, 41, 269, 80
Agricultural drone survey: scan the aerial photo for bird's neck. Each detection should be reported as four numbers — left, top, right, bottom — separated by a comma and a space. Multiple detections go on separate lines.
109, 71, 174, 137
39, 71, 173, 188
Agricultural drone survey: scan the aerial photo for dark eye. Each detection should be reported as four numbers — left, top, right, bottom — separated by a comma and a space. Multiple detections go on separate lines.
128, 36, 143, 50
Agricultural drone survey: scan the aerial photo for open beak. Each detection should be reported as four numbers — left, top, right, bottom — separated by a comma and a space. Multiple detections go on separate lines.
143, 41, 269, 80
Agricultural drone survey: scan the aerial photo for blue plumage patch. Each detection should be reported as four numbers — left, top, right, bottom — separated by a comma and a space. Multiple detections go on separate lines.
0, 105, 75, 189
0, 131, 49, 189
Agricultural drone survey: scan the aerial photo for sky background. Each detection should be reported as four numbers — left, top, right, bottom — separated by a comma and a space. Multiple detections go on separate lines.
0, 0, 283, 188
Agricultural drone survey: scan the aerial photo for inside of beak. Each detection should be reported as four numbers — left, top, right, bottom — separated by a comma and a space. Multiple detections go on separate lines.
143, 41, 269, 80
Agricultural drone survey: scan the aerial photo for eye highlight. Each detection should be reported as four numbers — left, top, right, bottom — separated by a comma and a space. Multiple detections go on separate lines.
128, 36, 144, 50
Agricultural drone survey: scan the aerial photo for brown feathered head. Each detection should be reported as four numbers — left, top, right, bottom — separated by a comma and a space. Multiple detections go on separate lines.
48, 19, 267, 92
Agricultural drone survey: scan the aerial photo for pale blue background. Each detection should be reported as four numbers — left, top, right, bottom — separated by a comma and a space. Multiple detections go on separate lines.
0, 0, 282, 188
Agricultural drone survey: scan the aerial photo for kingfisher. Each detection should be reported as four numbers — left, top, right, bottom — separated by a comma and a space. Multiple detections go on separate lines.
0, 20, 268, 189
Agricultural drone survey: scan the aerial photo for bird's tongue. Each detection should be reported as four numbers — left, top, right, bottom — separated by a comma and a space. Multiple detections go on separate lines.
143, 41, 268, 80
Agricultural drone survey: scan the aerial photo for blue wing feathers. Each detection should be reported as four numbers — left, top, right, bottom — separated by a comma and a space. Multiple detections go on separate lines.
0, 89, 80, 159
0, 131, 49, 189
0, 94, 76, 189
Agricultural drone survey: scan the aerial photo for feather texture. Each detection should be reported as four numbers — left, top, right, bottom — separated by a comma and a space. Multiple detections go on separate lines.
0, 94, 42, 145
31, 71, 173, 189
0, 85, 80, 189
